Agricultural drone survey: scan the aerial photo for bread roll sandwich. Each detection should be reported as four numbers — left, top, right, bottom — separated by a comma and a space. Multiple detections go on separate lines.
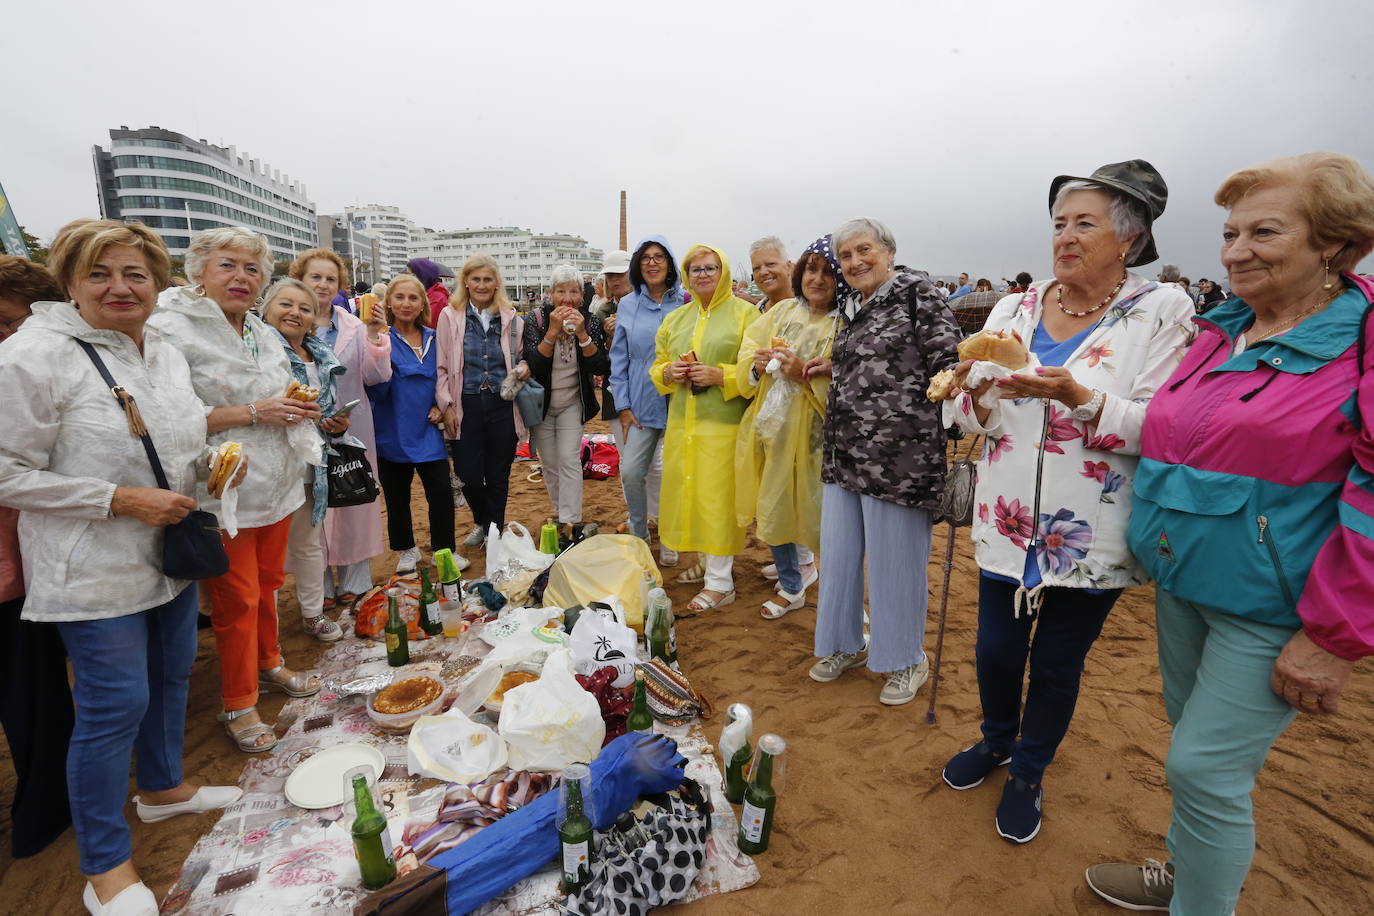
285, 380, 320, 402
926, 368, 958, 401
956, 329, 1030, 370
359, 293, 378, 324
208, 441, 242, 498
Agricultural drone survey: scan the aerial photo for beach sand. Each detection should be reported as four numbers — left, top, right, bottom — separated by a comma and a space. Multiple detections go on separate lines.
2, 425, 1371, 914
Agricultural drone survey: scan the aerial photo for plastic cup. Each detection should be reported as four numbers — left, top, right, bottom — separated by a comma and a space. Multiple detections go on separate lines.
440, 600, 465, 638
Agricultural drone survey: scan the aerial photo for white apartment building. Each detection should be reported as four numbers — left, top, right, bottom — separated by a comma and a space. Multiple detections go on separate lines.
407, 226, 604, 300
92, 126, 317, 261
343, 205, 415, 279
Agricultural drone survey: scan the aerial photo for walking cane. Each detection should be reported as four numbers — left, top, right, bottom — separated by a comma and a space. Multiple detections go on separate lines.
924, 519, 957, 724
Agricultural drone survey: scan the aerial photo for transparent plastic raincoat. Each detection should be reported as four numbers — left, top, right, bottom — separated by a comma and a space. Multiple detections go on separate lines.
649, 246, 758, 556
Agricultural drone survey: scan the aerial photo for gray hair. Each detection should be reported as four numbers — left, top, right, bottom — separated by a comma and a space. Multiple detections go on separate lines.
184, 227, 273, 285
370, 282, 388, 298
260, 277, 318, 314
550, 264, 582, 289
1053, 179, 1151, 265
1159, 263, 1181, 282
833, 217, 897, 258
748, 235, 788, 259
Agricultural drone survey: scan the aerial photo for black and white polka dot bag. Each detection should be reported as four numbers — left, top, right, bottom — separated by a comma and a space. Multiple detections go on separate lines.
563, 780, 710, 916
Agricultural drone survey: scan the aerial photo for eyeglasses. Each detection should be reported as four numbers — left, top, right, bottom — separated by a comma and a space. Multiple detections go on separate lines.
640, 253, 667, 265
688, 266, 720, 277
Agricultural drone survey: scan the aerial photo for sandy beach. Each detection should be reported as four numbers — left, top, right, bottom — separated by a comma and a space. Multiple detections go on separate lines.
2, 425, 1371, 915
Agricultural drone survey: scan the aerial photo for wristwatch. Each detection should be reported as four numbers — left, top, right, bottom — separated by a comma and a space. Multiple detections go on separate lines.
1071, 388, 1106, 420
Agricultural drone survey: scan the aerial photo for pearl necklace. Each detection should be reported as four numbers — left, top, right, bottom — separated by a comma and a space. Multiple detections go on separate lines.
1057, 274, 1127, 318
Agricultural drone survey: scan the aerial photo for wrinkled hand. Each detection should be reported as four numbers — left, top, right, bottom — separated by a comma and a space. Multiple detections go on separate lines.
228, 453, 249, 488
365, 307, 389, 342
254, 396, 322, 427
803, 357, 832, 380
665, 361, 694, 385
111, 486, 197, 526
618, 408, 641, 441
320, 414, 350, 435
951, 359, 994, 402
603, 315, 617, 338
994, 366, 1090, 408
553, 307, 585, 336
427, 406, 443, 426
688, 363, 725, 387
1271, 630, 1357, 715
752, 348, 773, 375
514, 361, 531, 381
443, 406, 458, 438
774, 348, 805, 382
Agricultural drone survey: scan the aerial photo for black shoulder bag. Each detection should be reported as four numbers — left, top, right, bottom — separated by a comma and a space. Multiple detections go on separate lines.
76, 341, 230, 580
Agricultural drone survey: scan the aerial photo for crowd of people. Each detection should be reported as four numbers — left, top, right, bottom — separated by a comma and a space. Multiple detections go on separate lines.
0, 149, 1372, 916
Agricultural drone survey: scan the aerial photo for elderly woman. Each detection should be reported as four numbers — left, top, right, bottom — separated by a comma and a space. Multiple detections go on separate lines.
807, 218, 960, 706
261, 279, 349, 642
611, 236, 682, 565
368, 274, 457, 572
515, 264, 610, 537
650, 245, 758, 611
149, 227, 322, 755
939, 161, 1195, 845
749, 235, 794, 314
0, 220, 243, 915
289, 249, 390, 604
1086, 153, 1374, 914
735, 235, 849, 618
0, 255, 75, 860
436, 255, 526, 547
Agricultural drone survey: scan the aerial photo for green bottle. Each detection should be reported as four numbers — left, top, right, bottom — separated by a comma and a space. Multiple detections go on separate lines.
384, 589, 409, 667
738, 733, 785, 855
434, 548, 462, 602
417, 567, 443, 637
626, 671, 653, 735
646, 587, 677, 665
350, 773, 397, 890
558, 763, 595, 895
721, 703, 753, 805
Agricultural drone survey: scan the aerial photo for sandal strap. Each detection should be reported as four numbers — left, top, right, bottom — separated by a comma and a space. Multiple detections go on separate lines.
260, 667, 317, 691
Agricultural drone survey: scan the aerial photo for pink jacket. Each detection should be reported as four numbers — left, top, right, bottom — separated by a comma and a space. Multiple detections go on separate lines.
321, 306, 392, 567
434, 304, 526, 440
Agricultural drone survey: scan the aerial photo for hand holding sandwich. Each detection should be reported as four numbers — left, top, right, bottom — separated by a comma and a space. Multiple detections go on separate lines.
251, 396, 322, 427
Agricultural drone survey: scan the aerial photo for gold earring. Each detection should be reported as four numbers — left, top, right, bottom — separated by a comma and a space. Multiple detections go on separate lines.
1118, 252, 1126, 262
1322, 258, 1333, 290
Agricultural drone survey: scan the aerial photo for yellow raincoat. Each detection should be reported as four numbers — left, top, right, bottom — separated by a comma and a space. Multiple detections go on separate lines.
734, 298, 838, 552
650, 246, 758, 555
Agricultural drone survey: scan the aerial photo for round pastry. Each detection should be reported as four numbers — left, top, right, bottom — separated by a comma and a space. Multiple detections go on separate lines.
957, 328, 1030, 370
486, 669, 539, 707
373, 676, 443, 715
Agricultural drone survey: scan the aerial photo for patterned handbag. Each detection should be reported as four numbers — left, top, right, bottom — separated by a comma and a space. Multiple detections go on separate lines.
637, 659, 713, 726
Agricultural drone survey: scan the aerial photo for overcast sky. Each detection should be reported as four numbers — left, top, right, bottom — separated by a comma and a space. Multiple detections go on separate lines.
4, 0, 1372, 283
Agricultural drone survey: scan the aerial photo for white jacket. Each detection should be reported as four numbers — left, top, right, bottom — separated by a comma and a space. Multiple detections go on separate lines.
0, 302, 210, 622
950, 274, 1195, 593
148, 287, 303, 529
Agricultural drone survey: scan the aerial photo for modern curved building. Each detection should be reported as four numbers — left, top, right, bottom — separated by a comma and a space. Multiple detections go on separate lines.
92, 126, 317, 261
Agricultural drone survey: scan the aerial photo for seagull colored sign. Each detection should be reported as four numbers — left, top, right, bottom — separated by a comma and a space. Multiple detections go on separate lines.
0, 182, 31, 259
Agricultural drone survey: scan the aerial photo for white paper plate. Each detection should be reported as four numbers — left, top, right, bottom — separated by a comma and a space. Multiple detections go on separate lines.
284, 743, 387, 809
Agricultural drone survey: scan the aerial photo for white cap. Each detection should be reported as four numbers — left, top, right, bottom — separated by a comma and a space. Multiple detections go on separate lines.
601, 250, 631, 275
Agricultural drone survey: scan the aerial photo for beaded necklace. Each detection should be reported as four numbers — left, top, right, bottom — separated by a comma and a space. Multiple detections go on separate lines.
1057, 274, 1127, 318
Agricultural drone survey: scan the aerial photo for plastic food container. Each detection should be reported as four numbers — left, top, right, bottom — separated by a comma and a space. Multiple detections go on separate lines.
367, 677, 446, 732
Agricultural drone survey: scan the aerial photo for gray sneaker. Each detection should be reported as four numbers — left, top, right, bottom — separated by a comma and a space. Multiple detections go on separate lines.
879, 659, 930, 705
809, 647, 869, 683
1084, 859, 1173, 911
462, 526, 486, 548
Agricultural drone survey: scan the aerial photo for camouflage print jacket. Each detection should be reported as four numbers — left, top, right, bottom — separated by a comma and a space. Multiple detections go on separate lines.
822, 267, 961, 511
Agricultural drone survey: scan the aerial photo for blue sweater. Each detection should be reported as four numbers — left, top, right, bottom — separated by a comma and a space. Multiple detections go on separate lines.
367, 326, 447, 464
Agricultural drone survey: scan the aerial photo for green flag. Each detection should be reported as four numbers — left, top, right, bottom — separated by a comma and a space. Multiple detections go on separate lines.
0, 182, 31, 259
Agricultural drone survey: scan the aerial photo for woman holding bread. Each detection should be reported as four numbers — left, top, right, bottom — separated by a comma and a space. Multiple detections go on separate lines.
938, 161, 1195, 845
149, 227, 323, 755
0, 220, 244, 915
735, 234, 850, 618
261, 278, 350, 642
289, 249, 391, 606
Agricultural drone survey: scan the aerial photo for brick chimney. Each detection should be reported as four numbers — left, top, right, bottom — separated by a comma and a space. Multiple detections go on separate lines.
619, 191, 627, 250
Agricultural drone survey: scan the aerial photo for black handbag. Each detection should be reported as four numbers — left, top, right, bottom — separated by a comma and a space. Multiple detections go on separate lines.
326, 440, 380, 507
937, 434, 982, 528
76, 341, 230, 580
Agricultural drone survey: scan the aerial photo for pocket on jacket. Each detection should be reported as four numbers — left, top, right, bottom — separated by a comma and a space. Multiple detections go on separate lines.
55, 519, 94, 589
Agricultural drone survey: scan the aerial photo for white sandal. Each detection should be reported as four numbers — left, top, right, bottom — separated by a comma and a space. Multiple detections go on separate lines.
686, 589, 736, 613
761, 590, 806, 620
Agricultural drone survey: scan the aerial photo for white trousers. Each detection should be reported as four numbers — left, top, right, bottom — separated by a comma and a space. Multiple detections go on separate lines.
284, 489, 325, 619
705, 553, 735, 592
531, 402, 587, 523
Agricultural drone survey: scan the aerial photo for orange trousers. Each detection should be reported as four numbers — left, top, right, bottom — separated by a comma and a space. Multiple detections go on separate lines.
202, 515, 292, 711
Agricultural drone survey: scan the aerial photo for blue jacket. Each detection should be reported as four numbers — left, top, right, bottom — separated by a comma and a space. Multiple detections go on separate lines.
272, 328, 344, 525
609, 235, 682, 429
368, 326, 447, 464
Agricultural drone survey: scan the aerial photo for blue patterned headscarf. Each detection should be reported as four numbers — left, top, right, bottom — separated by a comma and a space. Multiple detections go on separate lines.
791, 234, 854, 308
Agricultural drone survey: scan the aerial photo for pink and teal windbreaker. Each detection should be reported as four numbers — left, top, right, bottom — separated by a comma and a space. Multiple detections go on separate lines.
1130, 274, 1374, 660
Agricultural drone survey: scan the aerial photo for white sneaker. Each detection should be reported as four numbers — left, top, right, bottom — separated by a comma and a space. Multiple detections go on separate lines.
395, 547, 420, 573
879, 659, 930, 706
463, 526, 486, 548
455, 553, 471, 571
659, 546, 679, 567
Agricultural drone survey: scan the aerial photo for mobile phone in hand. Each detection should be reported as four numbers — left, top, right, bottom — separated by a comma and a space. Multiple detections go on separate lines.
332, 398, 362, 419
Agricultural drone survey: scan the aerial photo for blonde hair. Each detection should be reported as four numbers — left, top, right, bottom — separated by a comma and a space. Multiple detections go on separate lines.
47, 219, 172, 296
184, 227, 271, 284
682, 245, 722, 270
1215, 152, 1374, 272
385, 274, 429, 325
454, 254, 513, 313
288, 247, 350, 287
261, 277, 318, 316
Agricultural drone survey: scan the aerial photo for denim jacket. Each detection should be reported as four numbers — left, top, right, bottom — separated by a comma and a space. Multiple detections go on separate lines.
273, 328, 345, 525
461, 304, 509, 394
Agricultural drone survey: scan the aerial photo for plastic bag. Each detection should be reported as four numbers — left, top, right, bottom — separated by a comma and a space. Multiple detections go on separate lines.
754, 376, 800, 440
408, 707, 508, 783
498, 648, 605, 771
487, 522, 556, 576
543, 535, 662, 634
569, 603, 639, 688
327, 438, 379, 507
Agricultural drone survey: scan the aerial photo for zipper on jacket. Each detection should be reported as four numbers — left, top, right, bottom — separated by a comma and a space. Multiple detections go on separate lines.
1256, 515, 1296, 605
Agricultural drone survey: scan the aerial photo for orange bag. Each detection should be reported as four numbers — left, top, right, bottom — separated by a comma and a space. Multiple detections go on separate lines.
353, 575, 432, 640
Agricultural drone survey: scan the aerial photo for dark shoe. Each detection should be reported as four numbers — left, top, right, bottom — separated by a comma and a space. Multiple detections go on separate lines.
942, 740, 1012, 790
994, 776, 1042, 844
1084, 859, 1173, 911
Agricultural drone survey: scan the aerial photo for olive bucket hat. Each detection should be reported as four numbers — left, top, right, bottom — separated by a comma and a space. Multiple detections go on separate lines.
1048, 159, 1167, 266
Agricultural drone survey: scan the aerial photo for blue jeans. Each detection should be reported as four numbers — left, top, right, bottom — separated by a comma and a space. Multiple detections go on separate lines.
620, 425, 665, 539
770, 543, 802, 594
57, 585, 199, 875
1156, 589, 1298, 916
975, 575, 1120, 784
